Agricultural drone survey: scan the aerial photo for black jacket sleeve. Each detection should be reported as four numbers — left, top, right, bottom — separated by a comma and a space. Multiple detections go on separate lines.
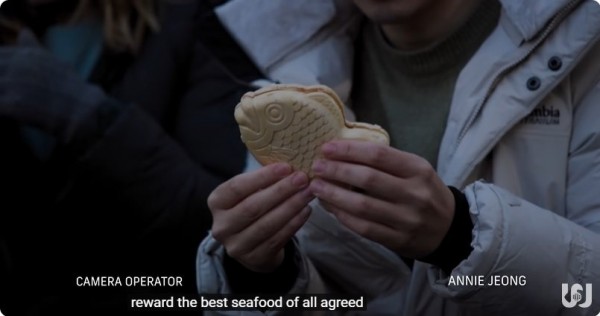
77, 102, 222, 241
419, 186, 473, 274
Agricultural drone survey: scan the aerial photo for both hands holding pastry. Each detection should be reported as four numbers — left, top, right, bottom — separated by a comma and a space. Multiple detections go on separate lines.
208, 84, 457, 273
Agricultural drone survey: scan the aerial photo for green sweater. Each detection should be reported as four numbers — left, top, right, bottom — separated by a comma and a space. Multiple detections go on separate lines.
352, 0, 500, 168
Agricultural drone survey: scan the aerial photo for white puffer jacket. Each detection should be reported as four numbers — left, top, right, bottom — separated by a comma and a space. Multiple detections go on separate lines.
198, 0, 600, 314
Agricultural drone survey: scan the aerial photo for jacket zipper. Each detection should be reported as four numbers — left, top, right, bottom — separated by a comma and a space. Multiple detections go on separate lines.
454, 0, 582, 148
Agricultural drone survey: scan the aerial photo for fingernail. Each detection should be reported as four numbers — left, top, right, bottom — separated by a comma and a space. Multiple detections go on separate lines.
312, 160, 326, 175
301, 187, 315, 198
310, 179, 324, 194
273, 163, 292, 177
291, 172, 308, 187
322, 143, 336, 155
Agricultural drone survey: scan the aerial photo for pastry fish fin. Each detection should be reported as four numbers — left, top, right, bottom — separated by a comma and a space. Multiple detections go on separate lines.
306, 92, 345, 123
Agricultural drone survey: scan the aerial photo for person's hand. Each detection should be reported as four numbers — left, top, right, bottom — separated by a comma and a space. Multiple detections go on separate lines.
208, 163, 314, 273
308, 140, 455, 259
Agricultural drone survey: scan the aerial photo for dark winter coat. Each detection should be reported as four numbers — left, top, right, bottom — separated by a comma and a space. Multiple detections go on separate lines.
0, 0, 260, 314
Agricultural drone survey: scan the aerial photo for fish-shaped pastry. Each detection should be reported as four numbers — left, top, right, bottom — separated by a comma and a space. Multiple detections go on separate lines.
235, 84, 390, 177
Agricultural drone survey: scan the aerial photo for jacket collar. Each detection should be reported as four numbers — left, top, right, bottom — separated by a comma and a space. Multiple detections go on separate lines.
499, 0, 582, 42
215, 0, 581, 72
215, 0, 356, 72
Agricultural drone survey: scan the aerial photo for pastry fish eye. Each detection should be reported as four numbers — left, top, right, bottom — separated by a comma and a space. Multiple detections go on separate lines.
263, 102, 293, 129
265, 103, 285, 123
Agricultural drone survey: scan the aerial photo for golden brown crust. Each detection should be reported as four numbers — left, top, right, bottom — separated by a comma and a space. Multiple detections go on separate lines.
235, 84, 389, 175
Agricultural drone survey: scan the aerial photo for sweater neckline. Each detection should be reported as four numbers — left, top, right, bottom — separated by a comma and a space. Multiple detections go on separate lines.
367, 0, 501, 77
